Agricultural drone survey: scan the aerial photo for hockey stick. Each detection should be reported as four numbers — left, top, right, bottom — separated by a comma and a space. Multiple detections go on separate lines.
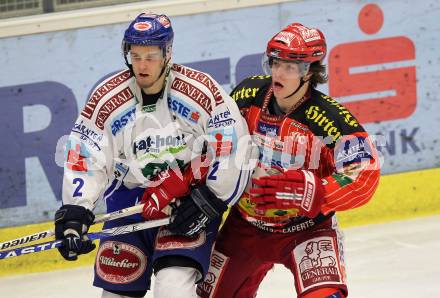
0, 217, 170, 260
0, 155, 210, 251
0, 203, 145, 250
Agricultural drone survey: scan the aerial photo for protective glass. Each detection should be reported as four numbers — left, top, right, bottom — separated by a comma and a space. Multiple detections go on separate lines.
262, 54, 310, 78
129, 51, 164, 63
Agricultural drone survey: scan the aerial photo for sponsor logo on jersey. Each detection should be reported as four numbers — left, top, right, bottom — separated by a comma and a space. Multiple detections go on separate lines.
250, 75, 271, 80
171, 77, 212, 114
190, 111, 200, 123
331, 172, 353, 187
253, 132, 300, 153
133, 134, 186, 155
290, 120, 309, 132
294, 237, 344, 292
257, 121, 279, 136
96, 241, 146, 284
245, 216, 316, 233
72, 120, 103, 151
96, 87, 134, 129
81, 70, 131, 119
207, 108, 236, 128
305, 105, 342, 142
335, 136, 373, 166
282, 219, 315, 233
231, 86, 260, 101
258, 149, 303, 170
110, 106, 136, 136
141, 159, 184, 180
168, 96, 200, 123
142, 104, 156, 113
172, 64, 224, 106
322, 95, 359, 128
114, 162, 129, 180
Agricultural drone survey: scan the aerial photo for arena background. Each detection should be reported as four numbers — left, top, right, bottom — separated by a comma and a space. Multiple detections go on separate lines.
0, 0, 439, 276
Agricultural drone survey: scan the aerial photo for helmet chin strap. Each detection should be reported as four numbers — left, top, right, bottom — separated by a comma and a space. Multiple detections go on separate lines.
124, 54, 134, 76
150, 58, 170, 97
283, 77, 309, 99
156, 58, 170, 83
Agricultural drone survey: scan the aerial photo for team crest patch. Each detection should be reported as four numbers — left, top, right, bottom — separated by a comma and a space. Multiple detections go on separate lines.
155, 227, 206, 250
134, 21, 152, 31
96, 241, 147, 284
293, 236, 345, 293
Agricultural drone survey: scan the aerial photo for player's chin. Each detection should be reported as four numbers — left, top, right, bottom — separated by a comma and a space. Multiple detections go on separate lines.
136, 78, 153, 89
273, 88, 288, 100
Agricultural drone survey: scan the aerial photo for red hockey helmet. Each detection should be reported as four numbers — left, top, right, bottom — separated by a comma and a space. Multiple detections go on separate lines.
266, 23, 326, 63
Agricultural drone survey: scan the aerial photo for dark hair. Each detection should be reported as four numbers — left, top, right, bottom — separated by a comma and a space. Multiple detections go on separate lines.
308, 61, 328, 88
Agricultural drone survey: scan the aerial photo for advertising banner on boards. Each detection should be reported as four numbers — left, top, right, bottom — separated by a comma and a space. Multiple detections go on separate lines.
0, 0, 437, 226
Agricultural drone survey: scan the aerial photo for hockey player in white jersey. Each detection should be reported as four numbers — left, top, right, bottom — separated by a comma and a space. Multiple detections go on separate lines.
53, 13, 253, 298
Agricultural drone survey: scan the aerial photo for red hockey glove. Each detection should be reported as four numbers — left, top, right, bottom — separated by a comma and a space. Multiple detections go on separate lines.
141, 164, 209, 219
249, 170, 325, 218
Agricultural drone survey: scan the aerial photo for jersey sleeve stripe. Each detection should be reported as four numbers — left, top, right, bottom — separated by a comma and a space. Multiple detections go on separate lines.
322, 170, 379, 212
224, 166, 250, 205
325, 169, 377, 204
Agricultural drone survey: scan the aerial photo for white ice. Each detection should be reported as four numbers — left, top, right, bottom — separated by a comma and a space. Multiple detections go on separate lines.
1, 215, 439, 298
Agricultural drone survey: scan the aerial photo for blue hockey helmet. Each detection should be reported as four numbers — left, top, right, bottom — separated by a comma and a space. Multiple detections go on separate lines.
122, 13, 174, 58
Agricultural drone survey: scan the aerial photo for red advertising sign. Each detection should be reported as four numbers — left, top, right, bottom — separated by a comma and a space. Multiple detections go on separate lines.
329, 4, 417, 123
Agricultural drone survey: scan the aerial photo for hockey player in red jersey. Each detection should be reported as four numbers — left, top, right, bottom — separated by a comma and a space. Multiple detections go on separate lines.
197, 23, 380, 298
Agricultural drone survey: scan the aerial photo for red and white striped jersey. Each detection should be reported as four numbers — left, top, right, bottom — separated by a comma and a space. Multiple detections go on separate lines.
231, 75, 380, 232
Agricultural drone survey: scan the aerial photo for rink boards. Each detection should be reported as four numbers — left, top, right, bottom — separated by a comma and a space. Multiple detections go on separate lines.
1, 166, 440, 276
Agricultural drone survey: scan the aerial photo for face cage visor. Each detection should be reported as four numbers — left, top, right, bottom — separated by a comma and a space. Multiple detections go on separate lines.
261, 54, 311, 78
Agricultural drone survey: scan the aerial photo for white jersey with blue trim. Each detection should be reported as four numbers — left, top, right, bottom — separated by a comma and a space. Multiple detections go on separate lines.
62, 63, 253, 211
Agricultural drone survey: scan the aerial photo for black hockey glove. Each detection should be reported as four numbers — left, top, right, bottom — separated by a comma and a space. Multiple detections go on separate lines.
54, 204, 96, 261
168, 185, 227, 237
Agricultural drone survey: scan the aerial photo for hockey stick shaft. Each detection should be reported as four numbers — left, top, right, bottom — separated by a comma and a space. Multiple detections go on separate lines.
0, 217, 170, 260
0, 204, 145, 250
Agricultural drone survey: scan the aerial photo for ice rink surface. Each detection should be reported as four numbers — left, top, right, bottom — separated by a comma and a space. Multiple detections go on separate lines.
1, 215, 439, 298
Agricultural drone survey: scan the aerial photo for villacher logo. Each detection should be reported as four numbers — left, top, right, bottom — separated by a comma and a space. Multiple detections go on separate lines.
96, 241, 146, 284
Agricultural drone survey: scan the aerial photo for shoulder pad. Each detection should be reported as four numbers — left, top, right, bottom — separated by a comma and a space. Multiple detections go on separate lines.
320, 94, 360, 128
303, 90, 363, 144
230, 75, 271, 102
171, 64, 224, 114
81, 70, 135, 129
